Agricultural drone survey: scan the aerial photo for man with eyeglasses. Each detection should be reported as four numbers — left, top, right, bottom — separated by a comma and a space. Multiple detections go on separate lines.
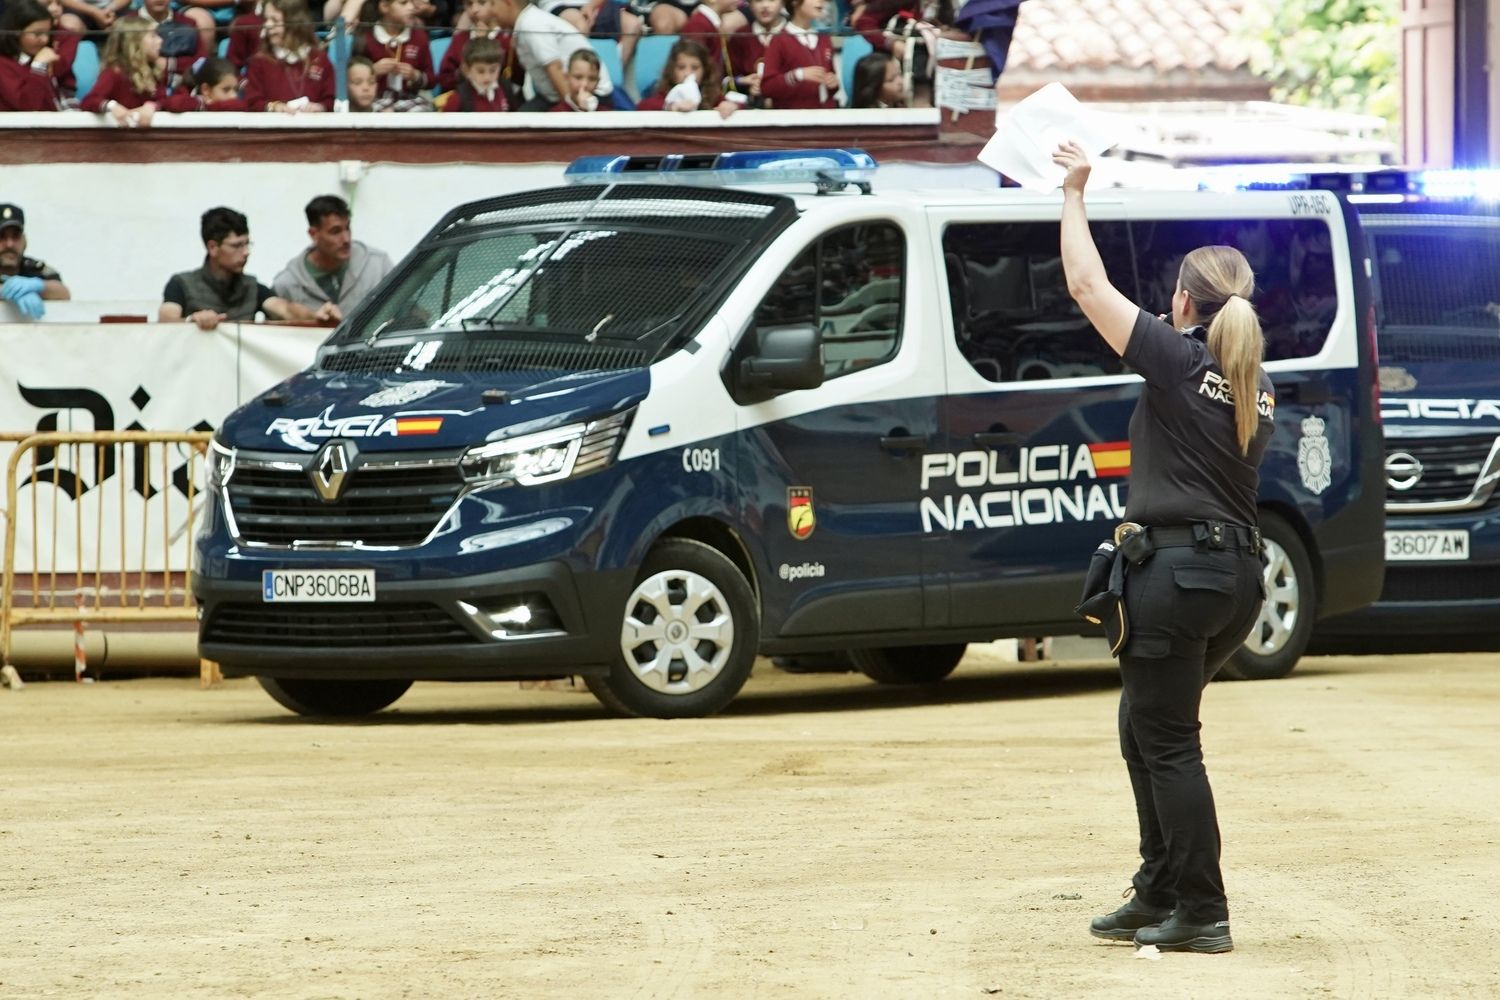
159, 206, 341, 331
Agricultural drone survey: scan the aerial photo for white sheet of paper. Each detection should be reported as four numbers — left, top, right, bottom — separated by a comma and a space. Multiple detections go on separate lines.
978, 83, 1129, 191
664, 78, 702, 108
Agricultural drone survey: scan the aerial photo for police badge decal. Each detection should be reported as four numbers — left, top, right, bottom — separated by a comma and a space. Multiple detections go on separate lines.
1297, 415, 1332, 494
787, 487, 815, 540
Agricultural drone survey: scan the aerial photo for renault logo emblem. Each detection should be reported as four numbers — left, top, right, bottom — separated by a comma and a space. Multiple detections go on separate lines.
1385, 451, 1423, 491
311, 442, 351, 501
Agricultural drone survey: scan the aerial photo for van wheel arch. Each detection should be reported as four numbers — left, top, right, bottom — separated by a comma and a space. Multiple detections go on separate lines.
656, 517, 760, 605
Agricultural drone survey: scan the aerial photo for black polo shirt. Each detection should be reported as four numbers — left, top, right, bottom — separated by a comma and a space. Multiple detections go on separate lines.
1120, 309, 1276, 528
11, 255, 61, 282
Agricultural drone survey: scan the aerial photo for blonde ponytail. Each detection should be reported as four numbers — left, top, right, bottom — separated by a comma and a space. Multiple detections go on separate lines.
1208, 294, 1264, 454
1178, 246, 1265, 455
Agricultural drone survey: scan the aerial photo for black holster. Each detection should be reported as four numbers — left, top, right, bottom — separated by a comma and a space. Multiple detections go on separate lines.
1074, 539, 1129, 656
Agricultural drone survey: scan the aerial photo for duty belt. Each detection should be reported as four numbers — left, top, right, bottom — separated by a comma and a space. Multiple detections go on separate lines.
1143, 521, 1262, 555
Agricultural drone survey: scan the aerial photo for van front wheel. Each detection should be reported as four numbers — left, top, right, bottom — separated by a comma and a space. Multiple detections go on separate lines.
586, 539, 759, 718
850, 644, 967, 684
1221, 511, 1316, 681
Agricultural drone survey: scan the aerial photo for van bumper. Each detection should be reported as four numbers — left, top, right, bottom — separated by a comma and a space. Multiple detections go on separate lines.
195, 561, 634, 680
1312, 509, 1500, 652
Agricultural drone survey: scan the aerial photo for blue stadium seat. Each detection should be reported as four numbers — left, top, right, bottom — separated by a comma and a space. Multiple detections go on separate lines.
839, 34, 873, 104
633, 34, 675, 100
430, 35, 451, 74
590, 38, 633, 109
216, 36, 229, 58
72, 40, 100, 98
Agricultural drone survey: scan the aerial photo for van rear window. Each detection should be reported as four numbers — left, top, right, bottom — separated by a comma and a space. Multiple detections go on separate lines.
945, 218, 1338, 384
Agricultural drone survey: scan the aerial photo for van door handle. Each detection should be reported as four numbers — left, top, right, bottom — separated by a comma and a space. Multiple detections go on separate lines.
973, 432, 1022, 448
879, 434, 927, 454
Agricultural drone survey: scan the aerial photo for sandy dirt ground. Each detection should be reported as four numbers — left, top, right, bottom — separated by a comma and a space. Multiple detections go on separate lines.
3, 649, 1499, 999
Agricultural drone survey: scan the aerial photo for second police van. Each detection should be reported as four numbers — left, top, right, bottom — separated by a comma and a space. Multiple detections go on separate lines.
194, 150, 1386, 718
1308, 170, 1500, 651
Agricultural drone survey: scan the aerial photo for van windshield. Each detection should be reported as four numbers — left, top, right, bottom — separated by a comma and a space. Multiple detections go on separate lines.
1365, 208, 1500, 362
331, 185, 796, 356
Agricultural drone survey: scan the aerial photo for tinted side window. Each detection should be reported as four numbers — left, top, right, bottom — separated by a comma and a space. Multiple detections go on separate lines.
752, 222, 905, 380
1130, 218, 1337, 362
943, 221, 1133, 382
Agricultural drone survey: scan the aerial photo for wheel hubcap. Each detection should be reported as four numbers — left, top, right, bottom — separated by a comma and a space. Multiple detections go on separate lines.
619, 569, 734, 695
1243, 538, 1298, 656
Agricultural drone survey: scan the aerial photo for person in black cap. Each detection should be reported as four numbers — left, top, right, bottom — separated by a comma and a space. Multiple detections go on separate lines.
0, 204, 70, 321
1052, 141, 1275, 955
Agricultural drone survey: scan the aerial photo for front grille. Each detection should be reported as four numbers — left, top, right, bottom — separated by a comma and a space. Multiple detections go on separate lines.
203, 602, 477, 647
1385, 436, 1500, 508
227, 460, 464, 547
1380, 566, 1500, 604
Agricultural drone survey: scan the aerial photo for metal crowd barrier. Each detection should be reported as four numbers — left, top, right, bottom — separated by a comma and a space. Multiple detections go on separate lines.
0, 430, 219, 685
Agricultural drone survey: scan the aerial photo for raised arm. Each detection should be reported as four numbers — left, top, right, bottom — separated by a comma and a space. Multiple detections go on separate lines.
1053, 141, 1138, 358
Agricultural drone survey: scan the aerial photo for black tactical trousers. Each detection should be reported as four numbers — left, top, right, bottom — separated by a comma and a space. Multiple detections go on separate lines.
1116, 543, 1263, 924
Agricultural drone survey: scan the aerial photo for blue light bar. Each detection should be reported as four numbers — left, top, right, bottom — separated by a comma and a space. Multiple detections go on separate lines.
1201, 165, 1500, 202
564, 149, 877, 193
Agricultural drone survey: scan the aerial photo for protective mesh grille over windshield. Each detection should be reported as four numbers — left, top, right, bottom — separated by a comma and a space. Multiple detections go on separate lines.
338, 184, 793, 357
322, 339, 648, 374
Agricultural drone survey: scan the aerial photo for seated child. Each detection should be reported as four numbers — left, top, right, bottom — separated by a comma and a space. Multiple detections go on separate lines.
244, 0, 336, 112
345, 54, 382, 110
160, 56, 251, 110
440, 35, 508, 110
547, 47, 601, 111
850, 50, 906, 108
437, 0, 509, 92
634, 38, 735, 116
79, 15, 169, 126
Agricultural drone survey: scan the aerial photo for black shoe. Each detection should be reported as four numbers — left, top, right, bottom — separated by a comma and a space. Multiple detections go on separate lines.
1133, 913, 1233, 953
1089, 892, 1173, 942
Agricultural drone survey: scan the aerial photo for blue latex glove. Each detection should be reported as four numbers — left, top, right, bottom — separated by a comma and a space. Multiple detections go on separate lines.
1, 275, 45, 301
1, 276, 45, 319
13, 291, 45, 319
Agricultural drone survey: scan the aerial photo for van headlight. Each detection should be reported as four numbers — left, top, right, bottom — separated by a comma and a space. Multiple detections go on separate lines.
460, 410, 631, 488
208, 438, 235, 488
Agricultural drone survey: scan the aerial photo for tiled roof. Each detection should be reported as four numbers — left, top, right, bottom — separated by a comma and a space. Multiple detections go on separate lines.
998, 0, 1268, 99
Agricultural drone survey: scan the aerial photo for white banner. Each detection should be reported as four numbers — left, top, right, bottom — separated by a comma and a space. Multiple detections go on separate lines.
1, 324, 324, 575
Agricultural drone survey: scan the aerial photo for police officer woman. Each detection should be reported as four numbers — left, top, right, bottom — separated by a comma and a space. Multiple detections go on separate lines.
1052, 141, 1275, 954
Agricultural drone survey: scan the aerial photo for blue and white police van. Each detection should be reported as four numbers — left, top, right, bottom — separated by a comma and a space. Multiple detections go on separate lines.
194, 150, 1385, 717
1308, 170, 1500, 651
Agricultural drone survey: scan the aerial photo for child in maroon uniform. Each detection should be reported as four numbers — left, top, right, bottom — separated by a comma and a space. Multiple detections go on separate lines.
437, 0, 507, 92
439, 35, 507, 110
725, 0, 781, 106
346, 55, 381, 110
0, 0, 61, 111
761, 0, 837, 109
245, 0, 335, 111
79, 15, 168, 124
225, 4, 265, 71
547, 48, 599, 111
356, 0, 434, 101
160, 56, 252, 110
138, 0, 205, 92
635, 38, 736, 115
678, 0, 744, 83
39, 0, 82, 100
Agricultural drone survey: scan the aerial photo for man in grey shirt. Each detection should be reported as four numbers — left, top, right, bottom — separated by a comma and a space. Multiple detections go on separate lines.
272, 195, 394, 316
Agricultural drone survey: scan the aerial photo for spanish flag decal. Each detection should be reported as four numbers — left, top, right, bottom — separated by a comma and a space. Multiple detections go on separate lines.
395, 417, 444, 436
787, 487, 815, 540
1087, 441, 1131, 478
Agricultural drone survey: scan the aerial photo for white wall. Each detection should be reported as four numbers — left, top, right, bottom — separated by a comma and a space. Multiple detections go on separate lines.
3, 160, 997, 313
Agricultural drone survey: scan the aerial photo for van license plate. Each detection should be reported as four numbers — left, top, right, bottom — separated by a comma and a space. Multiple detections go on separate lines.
262, 569, 376, 602
1384, 530, 1469, 561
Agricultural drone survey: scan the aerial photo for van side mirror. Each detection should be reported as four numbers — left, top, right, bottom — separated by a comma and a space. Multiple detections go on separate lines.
739, 324, 824, 394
